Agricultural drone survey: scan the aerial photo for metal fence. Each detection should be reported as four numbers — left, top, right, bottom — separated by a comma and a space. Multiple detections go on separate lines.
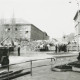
0, 57, 56, 80
0, 53, 78, 80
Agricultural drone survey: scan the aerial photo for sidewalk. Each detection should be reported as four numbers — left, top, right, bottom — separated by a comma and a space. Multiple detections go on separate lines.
0, 51, 79, 80
11, 52, 79, 80
9, 51, 79, 66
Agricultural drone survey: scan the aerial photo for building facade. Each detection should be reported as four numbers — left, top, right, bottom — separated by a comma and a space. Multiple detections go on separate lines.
74, 10, 80, 51
0, 18, 49, 43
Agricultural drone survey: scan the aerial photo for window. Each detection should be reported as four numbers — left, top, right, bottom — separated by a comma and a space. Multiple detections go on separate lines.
8, 28, 10, 30
25, 31, 28, 34
15, 28, 17, 31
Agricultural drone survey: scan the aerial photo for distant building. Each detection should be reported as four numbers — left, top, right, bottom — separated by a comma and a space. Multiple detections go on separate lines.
0, 18, 49, 43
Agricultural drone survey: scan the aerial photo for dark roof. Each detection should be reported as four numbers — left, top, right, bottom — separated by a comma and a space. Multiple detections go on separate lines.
74, 10, 80, 20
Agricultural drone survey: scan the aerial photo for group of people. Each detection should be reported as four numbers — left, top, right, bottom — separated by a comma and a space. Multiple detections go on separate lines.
55, 44, 67, 53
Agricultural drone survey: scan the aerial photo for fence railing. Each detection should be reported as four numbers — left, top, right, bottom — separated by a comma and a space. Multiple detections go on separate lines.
0, 57, 56, 80
0, 53, 78, 80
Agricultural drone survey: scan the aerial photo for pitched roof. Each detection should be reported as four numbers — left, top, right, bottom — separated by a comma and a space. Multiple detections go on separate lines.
0, 18, 31, 25
74, 10, 80, 20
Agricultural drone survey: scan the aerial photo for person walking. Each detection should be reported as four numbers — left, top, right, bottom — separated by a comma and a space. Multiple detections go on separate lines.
55, 44, 58, 53
18, 44, 20, 56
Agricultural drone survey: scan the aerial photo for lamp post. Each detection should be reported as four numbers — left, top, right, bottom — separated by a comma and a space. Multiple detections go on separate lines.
69, 0, 80, 51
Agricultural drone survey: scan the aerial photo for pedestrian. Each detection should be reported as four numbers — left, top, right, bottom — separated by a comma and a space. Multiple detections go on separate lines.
18, 44, 20, 56
77, 52, 80, 61
55, 44, 58, 53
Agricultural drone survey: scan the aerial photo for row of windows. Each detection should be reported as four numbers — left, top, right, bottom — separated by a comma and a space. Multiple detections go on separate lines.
6, 28, 29, 34
7, 28, 17, 31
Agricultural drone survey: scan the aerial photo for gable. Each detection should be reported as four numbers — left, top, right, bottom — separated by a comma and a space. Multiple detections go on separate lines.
74, 10, 80, 21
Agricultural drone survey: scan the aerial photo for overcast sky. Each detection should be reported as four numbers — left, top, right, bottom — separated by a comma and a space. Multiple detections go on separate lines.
0, 0, 79, 39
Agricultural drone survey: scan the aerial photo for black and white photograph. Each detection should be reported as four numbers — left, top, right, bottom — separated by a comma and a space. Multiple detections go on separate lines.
0, 0, 80, 80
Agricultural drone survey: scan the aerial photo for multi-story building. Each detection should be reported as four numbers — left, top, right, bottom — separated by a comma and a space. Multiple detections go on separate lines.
74, 10, 80, 36
74, 10, 80, 51
0, 18, 49, 43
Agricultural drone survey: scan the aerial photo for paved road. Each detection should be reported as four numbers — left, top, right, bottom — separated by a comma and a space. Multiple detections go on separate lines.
10, 52, 79, 80
0, 51, 79, 80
